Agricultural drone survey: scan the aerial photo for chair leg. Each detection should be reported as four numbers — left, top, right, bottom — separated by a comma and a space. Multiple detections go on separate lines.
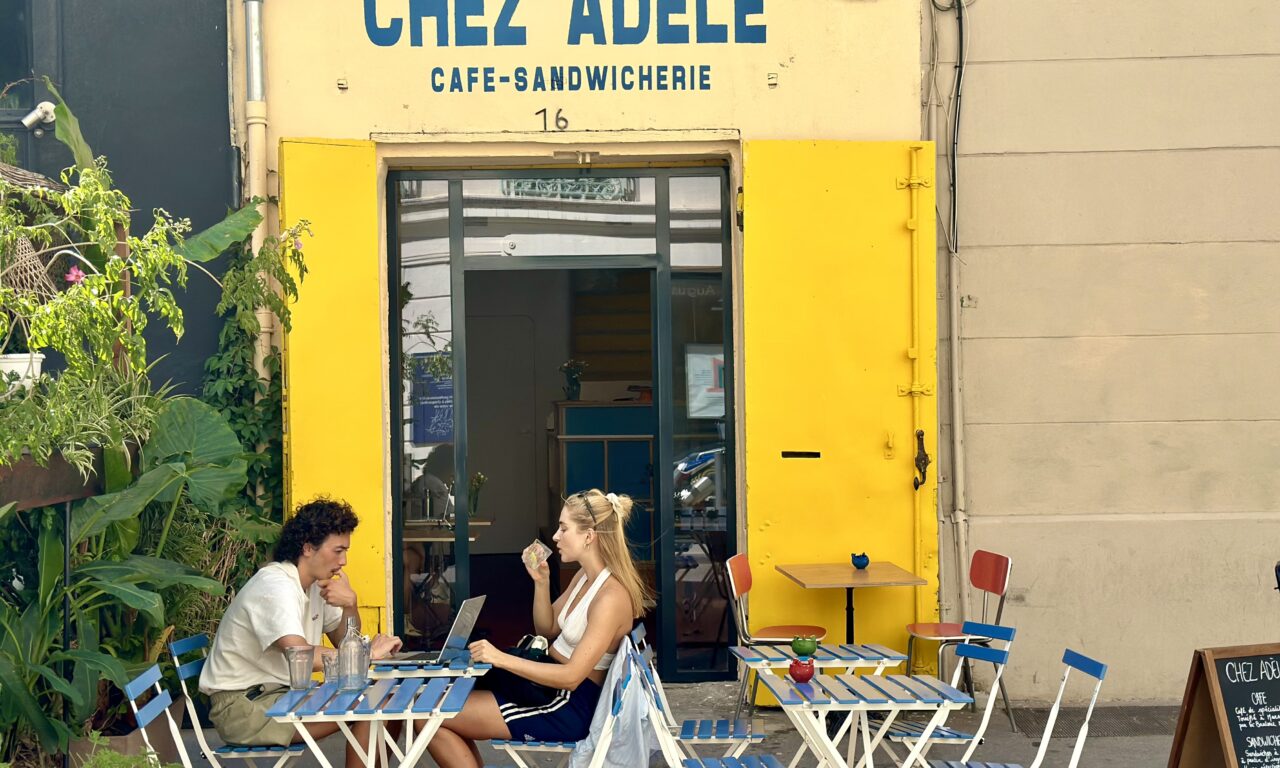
733, 665, 749, 723
748, 670, 762, 723
997, 670, 1019, 732
962, 656, 976, 712
907, 635, 916, 675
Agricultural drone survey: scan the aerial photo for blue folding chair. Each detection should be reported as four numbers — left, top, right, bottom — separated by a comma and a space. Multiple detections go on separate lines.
880, 622, 1015, 760
928, 649, 1107, 768
123, 664, 193, 767
168, 633, 306, 768
492, 635, 642, 768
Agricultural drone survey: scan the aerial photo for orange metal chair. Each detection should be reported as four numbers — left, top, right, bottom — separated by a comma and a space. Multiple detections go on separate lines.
907, 548, 1017, 730
726, 553, 827, 721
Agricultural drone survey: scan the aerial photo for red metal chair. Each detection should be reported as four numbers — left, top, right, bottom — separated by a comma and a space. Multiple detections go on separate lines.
906, 548, 1017, 730
726, 553, 827, 721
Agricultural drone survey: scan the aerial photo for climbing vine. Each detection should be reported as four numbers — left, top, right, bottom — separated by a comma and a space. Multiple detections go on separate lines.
201, 222, 309, 519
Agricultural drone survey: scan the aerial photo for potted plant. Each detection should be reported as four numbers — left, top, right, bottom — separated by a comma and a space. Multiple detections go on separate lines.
560, 358, 588, 401
0, 82, 287, 478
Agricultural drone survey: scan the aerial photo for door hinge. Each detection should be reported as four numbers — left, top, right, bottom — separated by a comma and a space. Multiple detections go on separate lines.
896, 176, 932, 190
897, 383, 934, 397
735, 186, 744, 231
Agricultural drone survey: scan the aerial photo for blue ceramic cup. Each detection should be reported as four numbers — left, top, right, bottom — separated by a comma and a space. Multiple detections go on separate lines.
851, 553, 870, 570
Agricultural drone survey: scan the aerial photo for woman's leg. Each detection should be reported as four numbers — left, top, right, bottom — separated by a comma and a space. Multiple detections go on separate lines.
426, 690, 511, 768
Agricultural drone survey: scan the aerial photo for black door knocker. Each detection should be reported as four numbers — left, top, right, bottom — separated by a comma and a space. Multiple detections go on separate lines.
913, 429, 931, 490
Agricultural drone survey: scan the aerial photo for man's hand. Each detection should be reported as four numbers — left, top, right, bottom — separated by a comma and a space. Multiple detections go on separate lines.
468, 639, 513, 669
319, 571, 357, 609
369, 633, 403, 661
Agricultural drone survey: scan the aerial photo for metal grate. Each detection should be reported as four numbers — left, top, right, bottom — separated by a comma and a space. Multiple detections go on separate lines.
1013, 706, 1178, 738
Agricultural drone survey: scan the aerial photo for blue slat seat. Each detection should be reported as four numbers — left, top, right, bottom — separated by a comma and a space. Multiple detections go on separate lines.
214, 745, 307, 755
682, 756, 786, 768
677, 718, 764, 743
928, 762, 1023, 768
872, 715, 973, 742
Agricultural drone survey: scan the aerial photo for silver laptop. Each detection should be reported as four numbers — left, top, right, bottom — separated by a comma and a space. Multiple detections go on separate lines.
384, 595, 486, 665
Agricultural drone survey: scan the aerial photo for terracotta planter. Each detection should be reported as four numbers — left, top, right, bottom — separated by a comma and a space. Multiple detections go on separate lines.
67, 696, 187, 766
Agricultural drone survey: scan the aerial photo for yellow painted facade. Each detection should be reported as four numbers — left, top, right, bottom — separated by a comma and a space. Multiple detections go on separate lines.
741, 139, 938, 655
253, 0, 938, 666
279, 139, 388, 629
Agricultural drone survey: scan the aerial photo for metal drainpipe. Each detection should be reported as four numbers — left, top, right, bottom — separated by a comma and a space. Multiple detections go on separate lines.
948, 240, 970, 624
245, 0, 274, 375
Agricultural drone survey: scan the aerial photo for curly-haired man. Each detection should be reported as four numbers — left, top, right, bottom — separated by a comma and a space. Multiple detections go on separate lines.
200, 497, 402, 763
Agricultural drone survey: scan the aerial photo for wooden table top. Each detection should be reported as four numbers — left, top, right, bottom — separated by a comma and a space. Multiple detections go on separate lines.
775, 561, 927, 590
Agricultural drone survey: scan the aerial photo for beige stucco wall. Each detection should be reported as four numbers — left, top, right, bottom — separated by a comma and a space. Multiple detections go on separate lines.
930, 0, 1280, 703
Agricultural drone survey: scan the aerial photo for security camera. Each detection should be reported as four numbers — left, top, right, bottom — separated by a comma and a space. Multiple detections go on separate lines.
20, 101, 56, 130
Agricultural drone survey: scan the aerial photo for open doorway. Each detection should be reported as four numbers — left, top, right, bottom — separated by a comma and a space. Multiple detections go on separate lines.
464, 268, 655, 649
390, 168, 736, 680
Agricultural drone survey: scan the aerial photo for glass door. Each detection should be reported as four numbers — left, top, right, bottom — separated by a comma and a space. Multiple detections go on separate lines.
390, 168, 736, 680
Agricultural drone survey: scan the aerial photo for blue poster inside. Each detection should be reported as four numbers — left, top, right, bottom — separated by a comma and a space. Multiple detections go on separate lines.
411, 353, 453, 445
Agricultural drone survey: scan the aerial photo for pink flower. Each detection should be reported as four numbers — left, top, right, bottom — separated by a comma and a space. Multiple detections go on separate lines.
65, 266, 86, 284
293, 238, 303, 251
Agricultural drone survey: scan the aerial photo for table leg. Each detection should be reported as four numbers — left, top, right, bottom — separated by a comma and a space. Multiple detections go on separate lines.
294, 723, 337, 768
845, 587, 855, 644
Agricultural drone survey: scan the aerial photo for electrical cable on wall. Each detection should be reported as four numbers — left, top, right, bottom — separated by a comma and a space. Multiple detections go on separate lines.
925, 0, 973, 629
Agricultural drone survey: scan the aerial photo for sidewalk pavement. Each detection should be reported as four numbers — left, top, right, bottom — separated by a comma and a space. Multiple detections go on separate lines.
179, 680, 1176, 766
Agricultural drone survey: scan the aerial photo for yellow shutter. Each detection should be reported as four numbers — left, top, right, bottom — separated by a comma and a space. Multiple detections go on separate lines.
742, 141, 939, 662
279, 138, 387, 630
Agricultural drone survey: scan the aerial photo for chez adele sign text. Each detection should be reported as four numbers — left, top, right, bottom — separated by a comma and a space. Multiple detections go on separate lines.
363, 0, 767, 93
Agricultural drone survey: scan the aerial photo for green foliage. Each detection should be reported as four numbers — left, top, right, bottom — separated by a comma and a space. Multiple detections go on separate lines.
0, 367, 168, 472
73, 731, 181, 768
0, 133, 16, 166
177, 204, 265, 265
43, 79, 92, 174
0, 400, 245, 758
0, 90, 266, 478
201, 224, 308, 520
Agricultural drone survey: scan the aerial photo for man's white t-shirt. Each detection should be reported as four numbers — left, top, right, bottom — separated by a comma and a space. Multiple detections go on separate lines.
199, 561, 345, 693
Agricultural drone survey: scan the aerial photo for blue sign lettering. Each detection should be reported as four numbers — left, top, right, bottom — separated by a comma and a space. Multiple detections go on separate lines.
364, 0, 765, 47
364, 0, 403, 46
656, 0, 689, 44
612, 0, 649, 44
495, 0, 527, 45
568, 0, 607, 45
455, 0, 487, 46
409, 0, 449, 46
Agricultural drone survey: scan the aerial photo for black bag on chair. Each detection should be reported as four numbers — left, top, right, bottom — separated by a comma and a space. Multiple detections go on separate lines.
476, 635, 561, 706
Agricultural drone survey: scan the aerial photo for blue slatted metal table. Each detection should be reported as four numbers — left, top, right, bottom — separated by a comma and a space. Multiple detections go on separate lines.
265, 671, 481, 768
754, 670, 973, 768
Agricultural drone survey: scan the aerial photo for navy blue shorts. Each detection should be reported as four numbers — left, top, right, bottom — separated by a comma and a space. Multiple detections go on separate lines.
481, 667, 603, 742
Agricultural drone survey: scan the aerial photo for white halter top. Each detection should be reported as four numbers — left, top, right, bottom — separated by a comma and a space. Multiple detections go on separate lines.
551, 567, 615, 671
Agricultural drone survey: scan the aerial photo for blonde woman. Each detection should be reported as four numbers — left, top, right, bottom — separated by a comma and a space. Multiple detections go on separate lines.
425, 489, 653, 768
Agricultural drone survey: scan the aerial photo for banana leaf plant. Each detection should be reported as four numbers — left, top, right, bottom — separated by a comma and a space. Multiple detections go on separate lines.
0, 398, 242, 759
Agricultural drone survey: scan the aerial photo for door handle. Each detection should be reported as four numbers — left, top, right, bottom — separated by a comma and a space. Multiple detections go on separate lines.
912, 429, 931, 490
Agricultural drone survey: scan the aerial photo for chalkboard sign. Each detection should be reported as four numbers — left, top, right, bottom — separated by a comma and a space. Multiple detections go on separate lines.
1170, 644, 1280, 768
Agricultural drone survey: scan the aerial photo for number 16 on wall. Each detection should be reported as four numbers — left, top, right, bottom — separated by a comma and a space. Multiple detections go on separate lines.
535, 108, 569, 131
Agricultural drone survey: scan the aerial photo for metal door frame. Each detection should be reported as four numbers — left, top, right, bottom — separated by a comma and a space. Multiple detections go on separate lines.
387, 166, 736, 681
